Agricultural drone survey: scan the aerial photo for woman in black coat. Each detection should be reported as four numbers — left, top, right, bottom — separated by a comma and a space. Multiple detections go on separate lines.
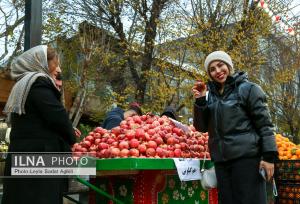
192, 51, 278, 204
2, 45, 76, 204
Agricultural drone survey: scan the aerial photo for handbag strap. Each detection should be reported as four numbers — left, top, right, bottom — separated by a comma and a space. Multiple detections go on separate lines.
201, 142, 208, 172
272, 178, 278, 197
201, 93, 209, 172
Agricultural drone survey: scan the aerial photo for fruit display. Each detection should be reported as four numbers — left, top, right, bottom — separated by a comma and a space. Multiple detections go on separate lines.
275, 133, 300, 182
274, 134, 300, 204
72, 115, 210, 159
275, 159, 300, 183
277, 184, 300, 204
276, 133, 300, 160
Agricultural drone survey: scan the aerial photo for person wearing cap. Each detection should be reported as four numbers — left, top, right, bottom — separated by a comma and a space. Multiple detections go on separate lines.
160, 106, 177, 120
192, 51, 278, 204
102, 102, 143, 130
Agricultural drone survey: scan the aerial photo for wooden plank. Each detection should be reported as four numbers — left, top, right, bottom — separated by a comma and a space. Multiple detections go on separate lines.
0, 103, 4, 117
0, 77, 74, 110
0, 78, 14, 103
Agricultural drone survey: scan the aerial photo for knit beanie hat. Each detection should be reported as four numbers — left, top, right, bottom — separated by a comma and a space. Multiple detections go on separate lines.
204, 51, 234, 73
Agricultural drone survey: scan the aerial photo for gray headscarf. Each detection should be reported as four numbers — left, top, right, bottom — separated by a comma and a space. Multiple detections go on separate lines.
3, 45, 56, 121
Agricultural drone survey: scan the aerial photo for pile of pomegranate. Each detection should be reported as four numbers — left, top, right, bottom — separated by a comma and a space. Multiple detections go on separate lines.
72, 115, 210, 159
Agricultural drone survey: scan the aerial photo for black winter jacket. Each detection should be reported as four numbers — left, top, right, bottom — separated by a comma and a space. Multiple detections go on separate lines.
193, 72, 277, 163
3, 77, 76, 204
8, 77, 76, 152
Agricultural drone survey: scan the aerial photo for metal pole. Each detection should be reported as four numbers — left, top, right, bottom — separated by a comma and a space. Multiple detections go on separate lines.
24, 0, 42, 51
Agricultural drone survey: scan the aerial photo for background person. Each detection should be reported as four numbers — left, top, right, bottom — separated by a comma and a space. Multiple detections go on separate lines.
54, 72, 81, 137
102, 102, 143, 130
54, 72, 63, 91
2, 45, 77, 204
160, 106, 177, 120
192, 50, 278, 204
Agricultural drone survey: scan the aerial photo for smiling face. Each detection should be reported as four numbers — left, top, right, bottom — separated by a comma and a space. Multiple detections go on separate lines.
208, 60, 230, 85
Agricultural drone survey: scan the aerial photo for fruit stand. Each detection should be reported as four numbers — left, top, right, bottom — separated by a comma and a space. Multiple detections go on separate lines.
275, 160, 300, 204
76, 158, 218, 204
72, 114, 218, 203
274, 134, 300, 204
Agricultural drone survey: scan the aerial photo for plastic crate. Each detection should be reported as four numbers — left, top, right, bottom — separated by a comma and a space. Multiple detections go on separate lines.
276, 183, 300, 204
275, 160, 300, 184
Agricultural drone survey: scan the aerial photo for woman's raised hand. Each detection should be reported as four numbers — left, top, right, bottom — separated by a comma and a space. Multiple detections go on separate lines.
192, 80, 207, 98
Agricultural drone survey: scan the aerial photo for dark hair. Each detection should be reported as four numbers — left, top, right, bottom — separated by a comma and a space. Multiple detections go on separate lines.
161, 106, 177, 120
128, 102, 143, 116
47, 47, 58, 62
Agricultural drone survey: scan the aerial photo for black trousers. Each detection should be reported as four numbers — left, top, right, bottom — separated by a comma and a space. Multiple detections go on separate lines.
214, 157, 267, 204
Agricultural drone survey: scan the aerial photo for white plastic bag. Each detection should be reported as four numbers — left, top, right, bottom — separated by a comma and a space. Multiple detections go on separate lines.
200, 166, 217, 190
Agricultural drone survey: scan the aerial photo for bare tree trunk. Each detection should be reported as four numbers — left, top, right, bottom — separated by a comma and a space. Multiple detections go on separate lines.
69, 89, 84, 120
67, 22, 96, 127
72, 89, 87, 127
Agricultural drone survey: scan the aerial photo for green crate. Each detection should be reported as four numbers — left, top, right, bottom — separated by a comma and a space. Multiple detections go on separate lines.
95, 158, 213, 171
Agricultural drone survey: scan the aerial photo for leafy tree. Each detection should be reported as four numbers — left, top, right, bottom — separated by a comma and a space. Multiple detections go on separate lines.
62, 0, 173, 104
162, 0, 300, 133
1, 0, 299, 132
153, 0, 273, 120
0, 0, 25, 66
262, 35, 300, 143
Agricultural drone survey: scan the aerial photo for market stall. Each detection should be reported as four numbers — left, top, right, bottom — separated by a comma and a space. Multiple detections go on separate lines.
76, 158, 218, 204
274, 134, 300, 204
73, 114, 218, 203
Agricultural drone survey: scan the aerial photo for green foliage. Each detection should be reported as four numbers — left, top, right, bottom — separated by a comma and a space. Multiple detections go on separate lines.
39, 0, 300, 138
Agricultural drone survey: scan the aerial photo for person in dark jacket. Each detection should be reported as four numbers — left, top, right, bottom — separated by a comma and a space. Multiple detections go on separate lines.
192, 51, 278, 204
160, 106, 177, 120
102, 102, 142, 130
2, 45, 77, 204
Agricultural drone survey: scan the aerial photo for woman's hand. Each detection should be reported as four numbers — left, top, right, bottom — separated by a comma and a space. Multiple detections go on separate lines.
74, 127, 81, 137
259, 160, 274, 181
192, 80, 207, 98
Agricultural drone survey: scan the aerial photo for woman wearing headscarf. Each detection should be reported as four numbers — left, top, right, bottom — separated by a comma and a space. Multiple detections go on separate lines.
2, 45, 76, 204
192, 51, 278, 204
